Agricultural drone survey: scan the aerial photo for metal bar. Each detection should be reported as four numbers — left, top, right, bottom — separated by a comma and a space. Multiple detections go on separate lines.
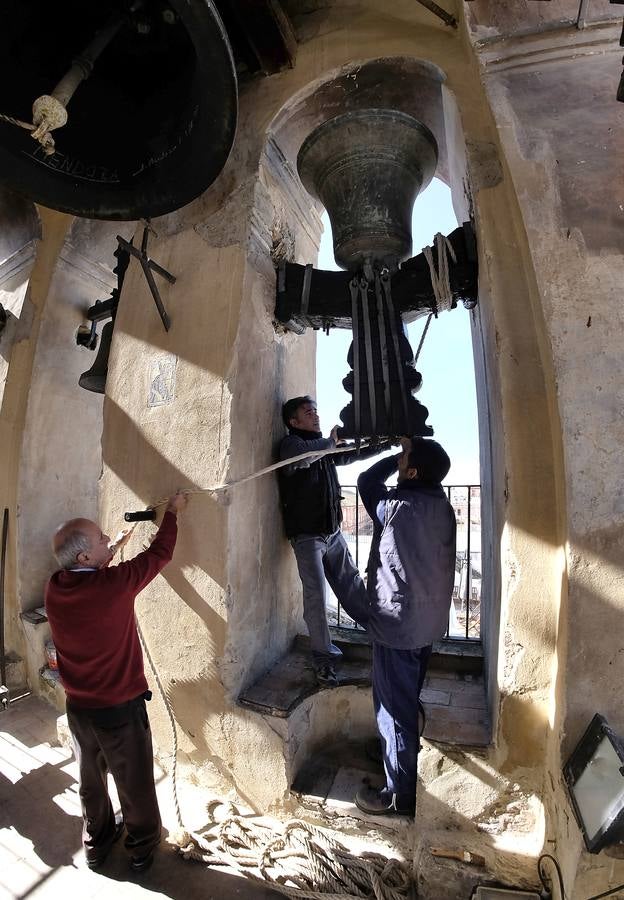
142, 260, 171, 332
51, 13, 125, 107
0, 509, 8, 689
147, 258, 176, 285
118, 235, 172, 332
355, 485, 360, 571
86, 297, 117, 322
576, 0, 591, 28
350, 277, 361, 442
359, 277, 377, 437
466, 488, 472, 639
301, 263, 313, 317
381, 274, 410, 431
414, 0, 458, 29
374, 273, 393, 433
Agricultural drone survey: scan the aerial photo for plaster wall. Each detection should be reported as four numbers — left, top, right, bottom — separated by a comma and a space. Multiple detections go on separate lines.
0, 208, 70, 671
5, 1, 616, 896
469, 13, 624, 896
14, 221, 136, 687
92, 2, 569, 893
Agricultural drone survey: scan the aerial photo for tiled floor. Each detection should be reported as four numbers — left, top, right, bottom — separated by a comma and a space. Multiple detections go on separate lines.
0, 695, 279, 900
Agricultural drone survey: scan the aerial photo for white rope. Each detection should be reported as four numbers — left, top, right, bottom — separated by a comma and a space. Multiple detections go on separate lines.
422, 232, 457, 314
0, 98, 62, 156
145, 441, 376, 513
174, 806, 414, 900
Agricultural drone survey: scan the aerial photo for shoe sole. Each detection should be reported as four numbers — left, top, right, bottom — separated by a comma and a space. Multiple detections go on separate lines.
130, 855, 154, 873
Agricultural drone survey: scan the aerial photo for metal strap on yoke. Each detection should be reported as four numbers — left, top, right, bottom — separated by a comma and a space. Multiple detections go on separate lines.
349, 276, 361, 445
381, 271, 409, 430
374, 271, 393, 435
301, 263, 313, 318
359, 274, 377, 437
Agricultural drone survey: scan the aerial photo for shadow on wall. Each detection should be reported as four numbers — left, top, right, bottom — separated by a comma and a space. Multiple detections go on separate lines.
165, 674, 263, 812
104, 397, 228, 590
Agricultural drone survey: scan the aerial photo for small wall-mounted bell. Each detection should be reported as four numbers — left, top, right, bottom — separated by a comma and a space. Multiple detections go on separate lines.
78, 321, 113, 393
0, 1, 238, 220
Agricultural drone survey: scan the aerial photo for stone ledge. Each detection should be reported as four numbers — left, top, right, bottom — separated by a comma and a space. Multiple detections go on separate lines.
238, 637, 490, 747
298, 628, 484, 674
238, 646, 370, 718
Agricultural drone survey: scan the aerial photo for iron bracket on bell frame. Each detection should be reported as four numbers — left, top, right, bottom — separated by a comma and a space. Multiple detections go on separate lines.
116, 223, 176, 332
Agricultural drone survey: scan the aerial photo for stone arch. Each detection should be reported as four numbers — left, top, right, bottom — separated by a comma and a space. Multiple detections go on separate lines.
260, 54, 496, 680
0, 189, 40, 286
252, 49, 566, 785
95, 30, 566, 834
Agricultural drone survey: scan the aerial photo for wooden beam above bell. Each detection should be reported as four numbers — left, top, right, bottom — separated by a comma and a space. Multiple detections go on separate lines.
216, 0, 297, 75
275, 224, 478, 331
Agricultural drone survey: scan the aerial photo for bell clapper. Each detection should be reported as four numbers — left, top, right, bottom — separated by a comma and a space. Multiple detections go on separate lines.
2, 3, 144, 156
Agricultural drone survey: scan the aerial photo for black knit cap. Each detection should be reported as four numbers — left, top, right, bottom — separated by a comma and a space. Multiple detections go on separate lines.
408, 437, 451, 485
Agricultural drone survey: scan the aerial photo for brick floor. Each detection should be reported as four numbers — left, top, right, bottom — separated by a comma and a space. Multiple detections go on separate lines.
0, 695, 278, 900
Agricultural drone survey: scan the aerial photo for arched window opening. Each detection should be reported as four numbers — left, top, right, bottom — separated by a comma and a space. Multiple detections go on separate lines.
315, 178, 481, 641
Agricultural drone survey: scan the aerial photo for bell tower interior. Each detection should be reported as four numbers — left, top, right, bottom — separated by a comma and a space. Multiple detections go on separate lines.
0, 2, 623, 897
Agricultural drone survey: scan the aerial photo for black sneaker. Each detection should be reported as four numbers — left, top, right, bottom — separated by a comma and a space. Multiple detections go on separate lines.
130, 850, 154, 872
85, 818, 124, 870
354, 785, 415, 817
315, 664, 338, 687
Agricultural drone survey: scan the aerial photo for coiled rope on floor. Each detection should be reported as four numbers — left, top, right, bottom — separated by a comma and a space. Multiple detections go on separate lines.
138, 618, 415, 899
175, 804, 414, 900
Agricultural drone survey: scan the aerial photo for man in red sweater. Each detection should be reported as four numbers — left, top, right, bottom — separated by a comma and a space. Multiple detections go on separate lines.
45, 492, 188, 872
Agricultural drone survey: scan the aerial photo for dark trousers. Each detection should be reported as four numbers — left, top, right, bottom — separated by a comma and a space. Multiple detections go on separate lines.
66, 695, 161, 860
373, 643, 432, 810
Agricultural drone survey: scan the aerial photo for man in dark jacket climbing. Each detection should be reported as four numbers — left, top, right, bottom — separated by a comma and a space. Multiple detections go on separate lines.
278, 395, 385, 686
354, 436, 456, 816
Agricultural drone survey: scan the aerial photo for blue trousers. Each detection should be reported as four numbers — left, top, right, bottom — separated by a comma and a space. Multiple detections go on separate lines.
291, 529, 370, 665
373, 643, 432, 809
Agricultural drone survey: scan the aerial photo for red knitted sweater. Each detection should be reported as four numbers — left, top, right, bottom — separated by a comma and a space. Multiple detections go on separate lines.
45, 511, 177, 708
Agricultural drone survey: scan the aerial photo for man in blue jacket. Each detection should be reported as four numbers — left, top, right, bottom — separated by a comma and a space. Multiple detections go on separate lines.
278, 395, 386, 686
354, 436, 456, 816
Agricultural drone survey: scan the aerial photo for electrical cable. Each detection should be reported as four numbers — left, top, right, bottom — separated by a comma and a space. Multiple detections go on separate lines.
585, 883, 624, 900
538, 853, 566, 900
537, 852, 624, 900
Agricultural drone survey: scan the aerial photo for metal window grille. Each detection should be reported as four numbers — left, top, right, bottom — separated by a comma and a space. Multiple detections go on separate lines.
332, 484, 482, 641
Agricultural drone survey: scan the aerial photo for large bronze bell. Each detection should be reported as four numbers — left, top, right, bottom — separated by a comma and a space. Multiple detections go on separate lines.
0, 1, 237, 220
297, 109, 438, 271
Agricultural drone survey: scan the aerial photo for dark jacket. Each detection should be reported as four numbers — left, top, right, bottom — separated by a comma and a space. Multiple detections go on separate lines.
358, 455, 456, 649
278, 428, 383, 538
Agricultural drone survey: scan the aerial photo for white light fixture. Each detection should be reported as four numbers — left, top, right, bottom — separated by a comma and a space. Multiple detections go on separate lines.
563, 713, 624, 853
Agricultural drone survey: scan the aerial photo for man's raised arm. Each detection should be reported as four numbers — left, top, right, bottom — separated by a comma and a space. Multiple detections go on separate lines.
357, 455, 400, 524
105, 491, 189, 594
